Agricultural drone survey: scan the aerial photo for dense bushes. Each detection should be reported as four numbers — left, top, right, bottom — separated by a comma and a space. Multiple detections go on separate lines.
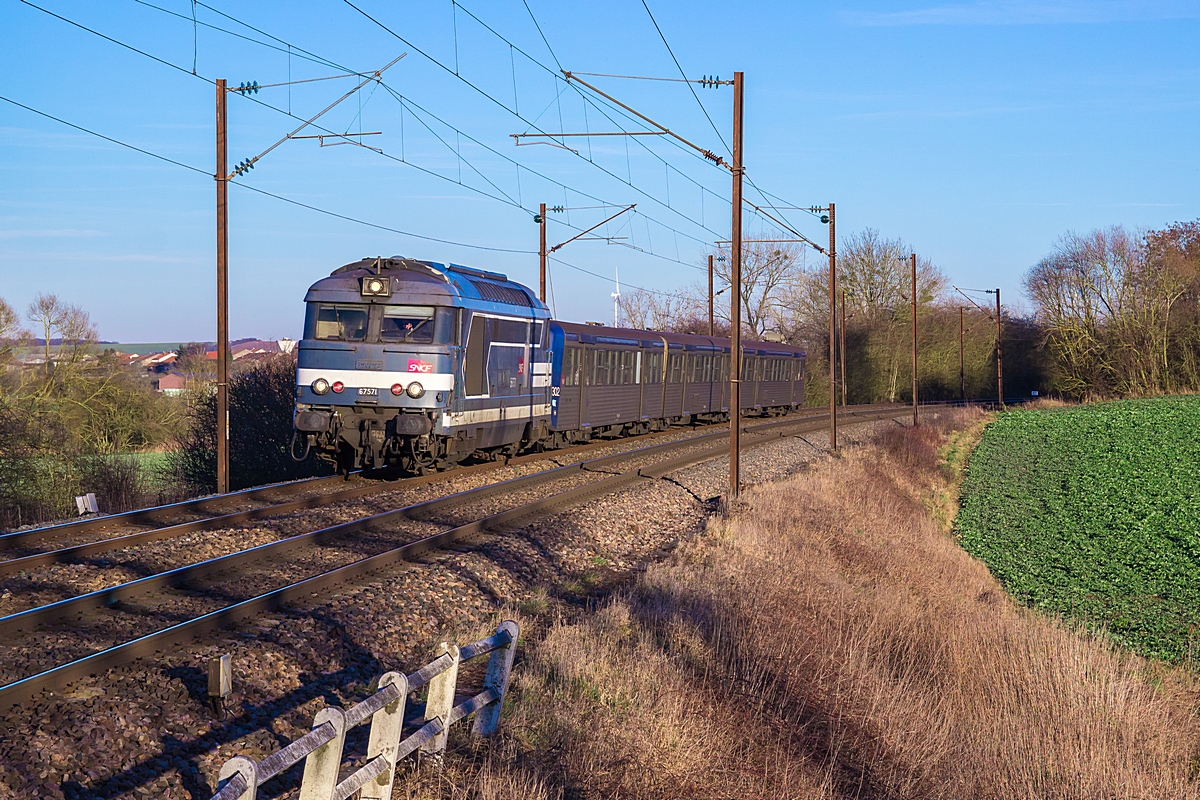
168, 353, 330, 494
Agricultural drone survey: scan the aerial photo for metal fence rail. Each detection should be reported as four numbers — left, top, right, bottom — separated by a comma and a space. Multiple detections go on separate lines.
212, 621, 518, 800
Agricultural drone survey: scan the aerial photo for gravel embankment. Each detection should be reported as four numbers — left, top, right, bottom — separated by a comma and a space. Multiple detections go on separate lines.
0, 415, 896, 800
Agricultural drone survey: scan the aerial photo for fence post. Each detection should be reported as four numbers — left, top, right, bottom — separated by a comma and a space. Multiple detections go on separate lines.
361, 671, 409, 799
216, 755, 257, 800
473, 621, 519, 737
298, 706, 346, 800
420, 642, 460, 763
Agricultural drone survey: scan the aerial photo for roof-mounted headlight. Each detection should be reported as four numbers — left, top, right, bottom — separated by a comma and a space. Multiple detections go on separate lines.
360, 275, 391, 297
311, 378, 330, 395
406, 381, 425, 398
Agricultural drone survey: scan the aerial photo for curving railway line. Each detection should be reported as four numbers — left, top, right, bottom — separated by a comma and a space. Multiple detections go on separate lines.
0, 404, 905, 707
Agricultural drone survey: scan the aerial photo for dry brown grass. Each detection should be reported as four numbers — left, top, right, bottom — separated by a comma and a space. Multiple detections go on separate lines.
415, 409, 1200, 799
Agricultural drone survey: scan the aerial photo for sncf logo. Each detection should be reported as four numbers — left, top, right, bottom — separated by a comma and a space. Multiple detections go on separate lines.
407, 359, 434, 373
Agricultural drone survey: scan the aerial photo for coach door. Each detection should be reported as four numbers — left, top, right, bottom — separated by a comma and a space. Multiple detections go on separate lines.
556, 344, 582, 431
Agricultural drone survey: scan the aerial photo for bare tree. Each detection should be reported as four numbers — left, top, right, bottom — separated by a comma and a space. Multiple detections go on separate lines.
0, 297, 17, 341
0, 297, 22, 368
696, 237, 807, 338
25, 294, 95, 366
838, 229, 946, 318
1025, 225, 1190, 396
617, 287, 698, 331
56, 303, 98, 366
27, 293, 66, 365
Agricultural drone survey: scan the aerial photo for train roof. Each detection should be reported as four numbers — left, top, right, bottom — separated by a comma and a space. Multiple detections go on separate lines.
553, 320, 805, 357
304, 256, 550, 317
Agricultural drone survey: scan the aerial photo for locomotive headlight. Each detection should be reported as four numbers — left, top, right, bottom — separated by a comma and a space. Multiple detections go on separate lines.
406, 381, 425, 398
360, 275, 391, 297
311, 378, 330, 395
331, 381, 345, 393
390, 383, 404, 396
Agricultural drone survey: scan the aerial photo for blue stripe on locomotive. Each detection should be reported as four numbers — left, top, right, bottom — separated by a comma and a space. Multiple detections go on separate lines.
548, 321, 567, 428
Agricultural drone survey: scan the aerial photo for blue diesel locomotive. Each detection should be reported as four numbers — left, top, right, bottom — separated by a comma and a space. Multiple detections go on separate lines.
293, 256, 806, 473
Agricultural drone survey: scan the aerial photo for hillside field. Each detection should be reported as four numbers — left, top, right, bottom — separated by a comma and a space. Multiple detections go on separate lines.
957, 396, 1200, 662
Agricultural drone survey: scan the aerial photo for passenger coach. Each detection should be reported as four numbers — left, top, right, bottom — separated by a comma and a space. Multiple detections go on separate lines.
293, 256, 805, 473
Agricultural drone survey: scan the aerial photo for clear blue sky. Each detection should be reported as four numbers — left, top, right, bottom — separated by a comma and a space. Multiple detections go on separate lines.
2, 0, 1198, 342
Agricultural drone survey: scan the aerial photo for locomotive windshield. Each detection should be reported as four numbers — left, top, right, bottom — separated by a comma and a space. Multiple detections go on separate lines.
314, 304, 368, 341
380, 305, 435, 343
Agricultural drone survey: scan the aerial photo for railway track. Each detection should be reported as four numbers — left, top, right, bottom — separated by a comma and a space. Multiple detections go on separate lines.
0, 404, 902, 578
0, 404, 904, 707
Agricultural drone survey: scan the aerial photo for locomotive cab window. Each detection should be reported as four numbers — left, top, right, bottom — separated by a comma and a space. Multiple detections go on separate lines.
312, 304, 368, 341
380, 305, 435, 343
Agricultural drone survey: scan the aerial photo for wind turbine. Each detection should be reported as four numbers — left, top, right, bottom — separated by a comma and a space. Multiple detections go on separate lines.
612, 266, 621, 327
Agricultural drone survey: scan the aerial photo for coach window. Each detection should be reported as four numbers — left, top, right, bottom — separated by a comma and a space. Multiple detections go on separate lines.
667, 352, 684, 384
562, 347, 580, 387
644, 351, 663, 384
619, 351, 637, 385
592, 350, 610, 386
312, 303, 368, 341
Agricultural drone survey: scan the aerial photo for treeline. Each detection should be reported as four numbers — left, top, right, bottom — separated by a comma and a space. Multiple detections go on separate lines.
1027, 221, 1200, 397
619, 230, 1048, 406
620, 220, 1200, 403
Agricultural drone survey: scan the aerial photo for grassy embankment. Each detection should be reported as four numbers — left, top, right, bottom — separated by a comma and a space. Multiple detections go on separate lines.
957, 395, 1200, 662
408, 409, 1200, 799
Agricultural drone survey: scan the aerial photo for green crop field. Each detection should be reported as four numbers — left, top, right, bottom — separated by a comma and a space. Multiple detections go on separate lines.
957, 396, 1200, 662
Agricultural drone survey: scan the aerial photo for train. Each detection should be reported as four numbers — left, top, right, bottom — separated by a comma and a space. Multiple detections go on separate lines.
292, 256, 807, 473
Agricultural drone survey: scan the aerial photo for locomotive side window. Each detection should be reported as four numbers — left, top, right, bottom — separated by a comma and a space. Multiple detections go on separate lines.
314, 304, 368, 341
486, 316, 530, 397
380, 305, 435, 343
464, 316, 486, 396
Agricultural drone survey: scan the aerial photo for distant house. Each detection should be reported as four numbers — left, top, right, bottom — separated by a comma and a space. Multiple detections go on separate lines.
201, 340, 295, 362
113, 352, 143, 367
154, 372, 187, 396
138, 352, 179, 373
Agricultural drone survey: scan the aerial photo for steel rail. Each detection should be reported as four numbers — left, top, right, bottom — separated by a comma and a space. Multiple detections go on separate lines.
0, 405, 868, 575
0, 408, 864, 637
0, 472, 355, 551
0, 406, 905, 707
